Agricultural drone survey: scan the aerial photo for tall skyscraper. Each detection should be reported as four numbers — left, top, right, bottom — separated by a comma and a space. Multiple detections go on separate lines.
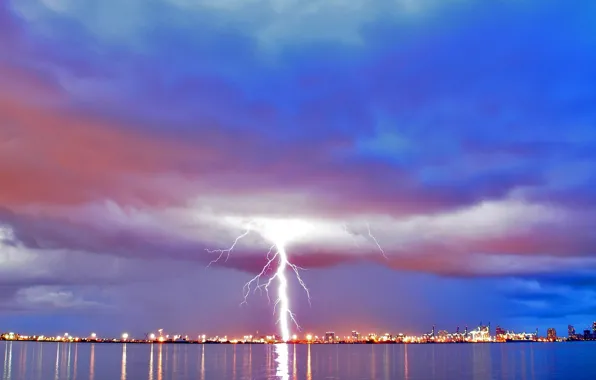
568, 325, 575, 337
547, 328, 557, 341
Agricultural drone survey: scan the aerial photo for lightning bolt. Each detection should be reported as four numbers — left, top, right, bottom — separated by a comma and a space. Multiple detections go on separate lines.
275, 242, 293, 341
367, 222, 388, 260
207, 224, 310, 342
208, 219, 385, 342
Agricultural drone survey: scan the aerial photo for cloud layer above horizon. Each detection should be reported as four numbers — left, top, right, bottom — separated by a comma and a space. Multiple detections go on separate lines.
1, 0, 596, 332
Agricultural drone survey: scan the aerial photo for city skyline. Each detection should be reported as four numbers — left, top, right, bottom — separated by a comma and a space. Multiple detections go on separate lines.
1, 0, 596, 338
4, 317, 596, 341
4, 320, 596, 343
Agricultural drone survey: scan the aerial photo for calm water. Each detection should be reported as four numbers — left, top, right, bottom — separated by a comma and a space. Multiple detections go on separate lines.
2, 341, 595, 379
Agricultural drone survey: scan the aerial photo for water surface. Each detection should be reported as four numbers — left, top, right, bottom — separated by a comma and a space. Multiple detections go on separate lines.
2, 341, 593, 379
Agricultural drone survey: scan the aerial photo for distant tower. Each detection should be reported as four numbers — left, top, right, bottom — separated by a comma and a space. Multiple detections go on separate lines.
456, 326, 460, 334
431, 325, 435, 337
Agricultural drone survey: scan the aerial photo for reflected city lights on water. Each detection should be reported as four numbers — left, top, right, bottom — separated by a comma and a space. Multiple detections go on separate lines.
266, 344, 271, 373
54, 343, 60, 380
66, 344, 72, 380
404, 345, 409, 380
292, 345, 297, 380
149, 345, 154, 380
73, 344, 78, 379
274, 344, 289, 380
248, 344, 252, 376
306, 344, 312, 380
121, 344, 127, 380
3, 342, 12, 380
232, 345, 236, 380
157, 344, 163, 380
0, 341, 571, 380
89, 344, 95, 380
200, 345, 205, 380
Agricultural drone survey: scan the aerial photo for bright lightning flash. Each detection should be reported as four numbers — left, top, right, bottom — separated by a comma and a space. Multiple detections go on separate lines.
206, 219, 312, 342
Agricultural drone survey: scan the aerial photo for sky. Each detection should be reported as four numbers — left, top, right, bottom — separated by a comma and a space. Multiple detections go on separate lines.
1, 0, 596, 338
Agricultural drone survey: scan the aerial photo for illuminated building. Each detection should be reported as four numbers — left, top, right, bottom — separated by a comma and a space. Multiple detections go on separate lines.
351, 331, 360, 342
468, 325, 491, 342
568, 325, 575, 337
1, 332, 18, 341
325, 332, 336, 343
547, 328, 556, 341
495, 326, 506, 342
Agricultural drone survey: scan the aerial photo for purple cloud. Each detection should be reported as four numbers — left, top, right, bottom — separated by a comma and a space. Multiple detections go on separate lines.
1, 0, 596, 333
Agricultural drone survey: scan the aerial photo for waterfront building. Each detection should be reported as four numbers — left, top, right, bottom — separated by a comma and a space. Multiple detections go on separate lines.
568, 325, 575, 337
547, 328, 557, 341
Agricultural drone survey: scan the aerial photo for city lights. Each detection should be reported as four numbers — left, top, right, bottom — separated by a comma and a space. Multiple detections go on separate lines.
3, 322, 594, 345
